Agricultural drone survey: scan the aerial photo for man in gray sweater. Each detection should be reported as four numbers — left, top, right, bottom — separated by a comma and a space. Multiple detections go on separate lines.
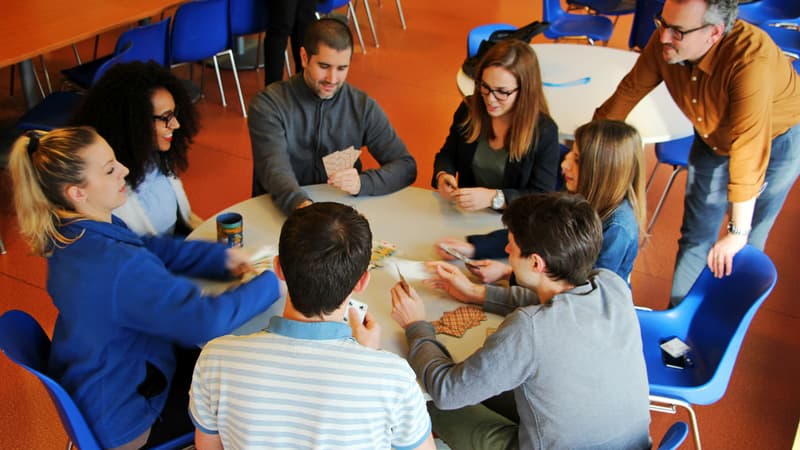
391, 192, 651, 449
248, 18, 417, 214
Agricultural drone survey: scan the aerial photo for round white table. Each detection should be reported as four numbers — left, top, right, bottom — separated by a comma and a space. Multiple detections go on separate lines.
457, 43, 693, 144
190, 185, 505, 361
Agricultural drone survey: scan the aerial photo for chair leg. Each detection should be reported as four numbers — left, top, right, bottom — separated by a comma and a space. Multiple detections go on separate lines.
395, 0, 407, 29
211, 55, 227, 108
71, 44, 82, 65
38, 55, 52, 94
0, 232, 7, 255
222, 49, 247, 118
646, 165, 685, 234
284, 50, 292, 77
649, 395, 702, 450
646, 161, 663, 192
347, 2, 368, 54
361, 0, 380, 48
9, 64, 15, 96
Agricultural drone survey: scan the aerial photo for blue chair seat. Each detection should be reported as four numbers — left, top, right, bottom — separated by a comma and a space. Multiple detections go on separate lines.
16, 91, 83, 131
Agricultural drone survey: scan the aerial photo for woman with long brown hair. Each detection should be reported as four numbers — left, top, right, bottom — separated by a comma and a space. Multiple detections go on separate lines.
433, 39, 560, 211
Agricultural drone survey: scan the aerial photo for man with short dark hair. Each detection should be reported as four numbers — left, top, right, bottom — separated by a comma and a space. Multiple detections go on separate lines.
249, 18, 417, 214
391, 193, 651, 449
595, 0, 800, 306
190, 203, 434, 449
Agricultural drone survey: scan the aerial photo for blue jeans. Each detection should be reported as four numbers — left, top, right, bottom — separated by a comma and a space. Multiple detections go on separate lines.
670, 124, 800, 306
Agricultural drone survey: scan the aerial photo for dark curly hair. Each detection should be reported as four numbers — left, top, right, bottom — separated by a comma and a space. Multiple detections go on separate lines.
71, 61, 199, 190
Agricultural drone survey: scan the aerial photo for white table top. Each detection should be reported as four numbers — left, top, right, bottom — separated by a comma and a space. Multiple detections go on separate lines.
190, 185, 505, 361
457, 43, 693, 145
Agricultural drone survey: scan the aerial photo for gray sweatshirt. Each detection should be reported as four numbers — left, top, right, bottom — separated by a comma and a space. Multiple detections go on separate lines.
405, 269, 651, 449
248, 75, 417, 214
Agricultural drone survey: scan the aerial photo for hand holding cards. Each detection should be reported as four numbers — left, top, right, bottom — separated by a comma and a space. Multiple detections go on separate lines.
322, 146, 361, 177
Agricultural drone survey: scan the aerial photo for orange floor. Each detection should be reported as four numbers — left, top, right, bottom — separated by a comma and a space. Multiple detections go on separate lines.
1, 0, 798, 448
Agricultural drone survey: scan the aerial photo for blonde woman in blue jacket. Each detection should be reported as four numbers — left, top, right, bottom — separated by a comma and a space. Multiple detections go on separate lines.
9, 127, 282, 449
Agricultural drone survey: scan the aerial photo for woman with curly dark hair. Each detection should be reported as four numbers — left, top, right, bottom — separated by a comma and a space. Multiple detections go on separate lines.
72, 61, 202, 236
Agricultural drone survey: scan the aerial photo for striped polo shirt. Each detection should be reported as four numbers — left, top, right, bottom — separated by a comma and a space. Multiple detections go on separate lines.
189, 316, 431, 449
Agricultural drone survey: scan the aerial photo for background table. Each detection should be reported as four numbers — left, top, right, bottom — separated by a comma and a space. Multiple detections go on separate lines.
1, 0, 183, 109
190, 185, 505, 361
457, 43, 693, 144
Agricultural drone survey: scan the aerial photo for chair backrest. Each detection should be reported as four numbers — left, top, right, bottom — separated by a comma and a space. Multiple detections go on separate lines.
0, 310, 102, 450
229, 0, 268, 37
115, 17, 171, 67
542, 0, 566, 22
171, 0, 231, 64
676, 245, 777, 402
91, 41, 136, 85
629, 0, 665, 50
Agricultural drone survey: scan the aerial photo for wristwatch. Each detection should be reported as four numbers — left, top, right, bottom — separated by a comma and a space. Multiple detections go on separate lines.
727, 221, 751, 237
491, 189, 505, 210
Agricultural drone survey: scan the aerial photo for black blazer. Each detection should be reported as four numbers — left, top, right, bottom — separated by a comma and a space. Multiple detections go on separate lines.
431, 100, 560, 205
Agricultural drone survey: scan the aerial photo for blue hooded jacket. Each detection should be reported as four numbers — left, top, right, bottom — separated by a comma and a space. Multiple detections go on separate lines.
46, 217, 280, 448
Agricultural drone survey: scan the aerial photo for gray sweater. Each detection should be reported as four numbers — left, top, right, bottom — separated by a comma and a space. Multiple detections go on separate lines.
405, 269, 651, 449
248, 75, 417, 214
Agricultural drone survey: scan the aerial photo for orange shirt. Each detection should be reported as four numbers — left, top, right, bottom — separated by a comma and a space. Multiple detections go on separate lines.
595, 20, 800, 202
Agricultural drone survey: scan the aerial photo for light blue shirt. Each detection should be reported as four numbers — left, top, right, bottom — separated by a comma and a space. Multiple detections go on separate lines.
135, 167, 178, 235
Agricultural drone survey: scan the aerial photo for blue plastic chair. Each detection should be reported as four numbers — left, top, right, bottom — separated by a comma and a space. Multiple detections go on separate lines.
542, 0, 614, 44
738, 0, 800, 26
629, 0, 665, 51
171, 0, 247, 117
0, 310, 194, 450
637, 245, 778, 450
657, 422, 690, 450
16, 43, 136, 131
645, 135, 692, 234
316, 0, 368, 54
760, 18, 800, 57
61, 18, 171, 90
467, 23, 516, 58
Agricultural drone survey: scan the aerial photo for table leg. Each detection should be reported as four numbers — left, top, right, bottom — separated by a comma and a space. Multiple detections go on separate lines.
19, 59, 40, 111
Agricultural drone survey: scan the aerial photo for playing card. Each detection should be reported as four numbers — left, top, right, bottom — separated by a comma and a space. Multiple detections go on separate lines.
322, 146, 362, 177
369, 240, 398, 270
248, 245, 278, 273
343, 298, 368, 324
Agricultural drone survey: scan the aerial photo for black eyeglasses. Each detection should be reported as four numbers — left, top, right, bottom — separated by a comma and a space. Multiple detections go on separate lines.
478, 82, 519, 101
654, 15, 711, 41
152, 110, 178, 128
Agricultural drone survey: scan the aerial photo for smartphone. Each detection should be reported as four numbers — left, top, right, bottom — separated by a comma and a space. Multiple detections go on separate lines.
660, 337, 693, 369
439, 244, 477, 267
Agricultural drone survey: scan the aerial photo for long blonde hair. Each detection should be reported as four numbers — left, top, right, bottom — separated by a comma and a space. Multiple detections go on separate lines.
573, 120, 647, 237
9, 127, 98, 256
462, 39, 549, 161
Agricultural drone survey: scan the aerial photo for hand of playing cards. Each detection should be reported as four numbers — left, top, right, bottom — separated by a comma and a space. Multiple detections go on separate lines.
432, 305, 487, 338
322, 146, 361, 177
